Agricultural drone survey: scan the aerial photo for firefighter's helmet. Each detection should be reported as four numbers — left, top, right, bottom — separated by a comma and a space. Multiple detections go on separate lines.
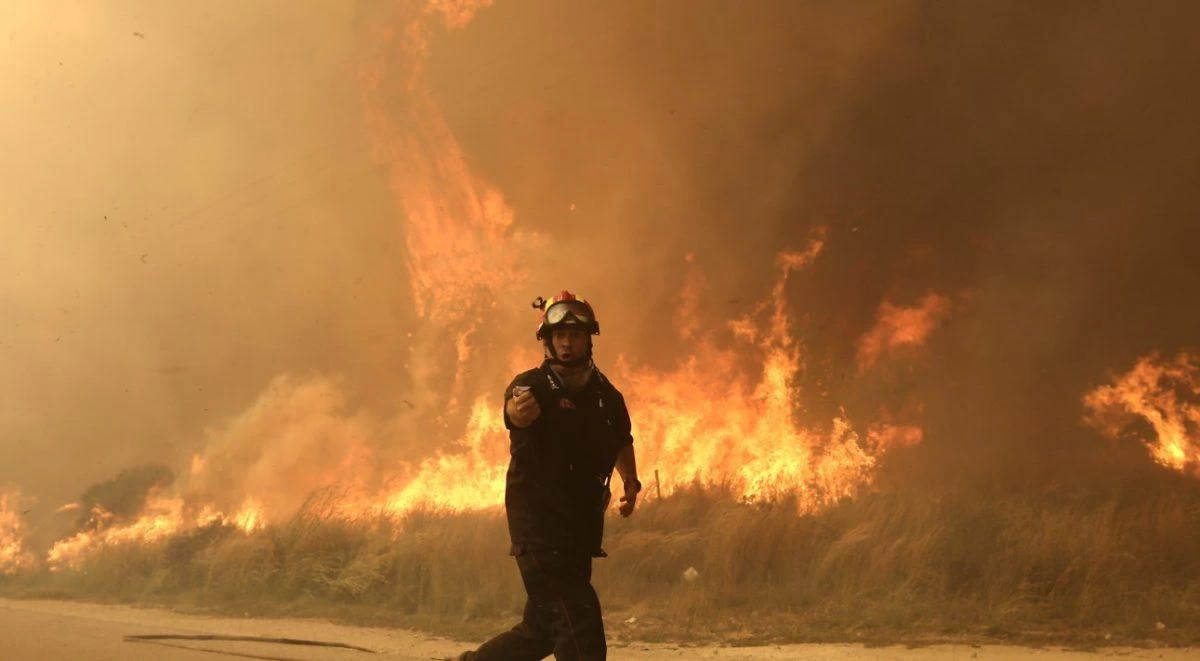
533, 290, 600, 340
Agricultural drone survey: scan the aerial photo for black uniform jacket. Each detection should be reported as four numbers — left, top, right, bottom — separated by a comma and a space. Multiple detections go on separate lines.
502, 361, 634, 557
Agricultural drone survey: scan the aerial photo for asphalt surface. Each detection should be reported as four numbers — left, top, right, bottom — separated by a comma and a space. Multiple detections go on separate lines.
1, 598, 1196, 661
0, 598, 456, 660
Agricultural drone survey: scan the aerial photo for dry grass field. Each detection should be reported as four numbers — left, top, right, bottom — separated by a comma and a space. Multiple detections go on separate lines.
5, 471, 1200, 649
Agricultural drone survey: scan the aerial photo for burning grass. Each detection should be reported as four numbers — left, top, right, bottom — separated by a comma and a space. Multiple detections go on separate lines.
3, 479, 1199, 646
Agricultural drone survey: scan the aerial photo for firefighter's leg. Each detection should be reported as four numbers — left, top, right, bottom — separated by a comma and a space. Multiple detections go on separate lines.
526, 551, 605, 661
460, 554, 557, 661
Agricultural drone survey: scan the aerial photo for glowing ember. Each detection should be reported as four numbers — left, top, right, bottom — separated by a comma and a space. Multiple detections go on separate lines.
1084, 352, 1200, 476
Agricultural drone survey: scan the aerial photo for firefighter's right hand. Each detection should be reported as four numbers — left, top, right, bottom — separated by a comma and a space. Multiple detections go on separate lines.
506, 388, 541, 428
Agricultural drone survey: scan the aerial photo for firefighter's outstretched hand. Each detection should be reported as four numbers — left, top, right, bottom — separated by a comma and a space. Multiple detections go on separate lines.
506, 388, 541, 428
618, 483, 639, 517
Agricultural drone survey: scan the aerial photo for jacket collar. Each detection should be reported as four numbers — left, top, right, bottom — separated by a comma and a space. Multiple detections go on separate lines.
540, 360, 599, 392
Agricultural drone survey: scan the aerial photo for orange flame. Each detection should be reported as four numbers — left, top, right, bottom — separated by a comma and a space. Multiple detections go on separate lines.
357, 0, 519, 324
1084, 352, 1200, 476
1, 489, 35, 575
615, 242, 920, 509
856, 293, 950, 371
384, 396, 508, 514
45, 492, 272, 571
673, 253, 706, 342
232, 500, 267, 533
47, 493, 185, 571
368, 237, 927, 514
369, 241, 925, 514
354, 0, 543, 428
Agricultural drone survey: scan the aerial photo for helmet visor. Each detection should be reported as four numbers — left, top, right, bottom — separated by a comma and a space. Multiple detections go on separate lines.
545, 300, 592, 326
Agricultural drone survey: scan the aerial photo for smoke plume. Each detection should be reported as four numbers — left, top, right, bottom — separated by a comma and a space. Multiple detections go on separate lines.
3, 0, 1200, 526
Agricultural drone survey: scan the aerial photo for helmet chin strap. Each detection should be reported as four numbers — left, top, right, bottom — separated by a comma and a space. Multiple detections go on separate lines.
545, 337, 594, 368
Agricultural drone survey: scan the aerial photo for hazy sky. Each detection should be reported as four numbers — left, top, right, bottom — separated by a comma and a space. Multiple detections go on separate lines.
1, 1, 409, 506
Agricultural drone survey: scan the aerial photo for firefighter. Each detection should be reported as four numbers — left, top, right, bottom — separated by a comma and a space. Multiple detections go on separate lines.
458, 291, 641, 661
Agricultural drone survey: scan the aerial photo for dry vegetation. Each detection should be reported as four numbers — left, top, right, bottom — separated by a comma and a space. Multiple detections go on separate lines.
4, 476, 1200, 647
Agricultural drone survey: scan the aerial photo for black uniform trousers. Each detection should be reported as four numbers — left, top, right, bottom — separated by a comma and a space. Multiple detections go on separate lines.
464, 549, 605, 661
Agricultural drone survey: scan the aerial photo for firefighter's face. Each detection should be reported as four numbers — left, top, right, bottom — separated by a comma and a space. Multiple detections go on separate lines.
551, 327, 590, 362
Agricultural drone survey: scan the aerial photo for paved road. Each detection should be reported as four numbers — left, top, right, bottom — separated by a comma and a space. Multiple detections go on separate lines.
1, 598, 1195, 661
0, 598, 457, 661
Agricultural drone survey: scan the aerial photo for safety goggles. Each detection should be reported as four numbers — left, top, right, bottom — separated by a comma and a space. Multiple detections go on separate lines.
545, 300, 592, 326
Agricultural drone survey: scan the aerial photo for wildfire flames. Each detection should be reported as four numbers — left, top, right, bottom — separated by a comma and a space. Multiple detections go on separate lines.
2, 0, 952, 574
383, 397, 509, 514
379, 238, 933, 514
45, 493, 266, 571
1, 490, 35, 575
5, 0, 1188, 580
42, 0, 1198, 577
1084, 352, 1200, 477
618, 242, 925, 506
856, 293, 951, 372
